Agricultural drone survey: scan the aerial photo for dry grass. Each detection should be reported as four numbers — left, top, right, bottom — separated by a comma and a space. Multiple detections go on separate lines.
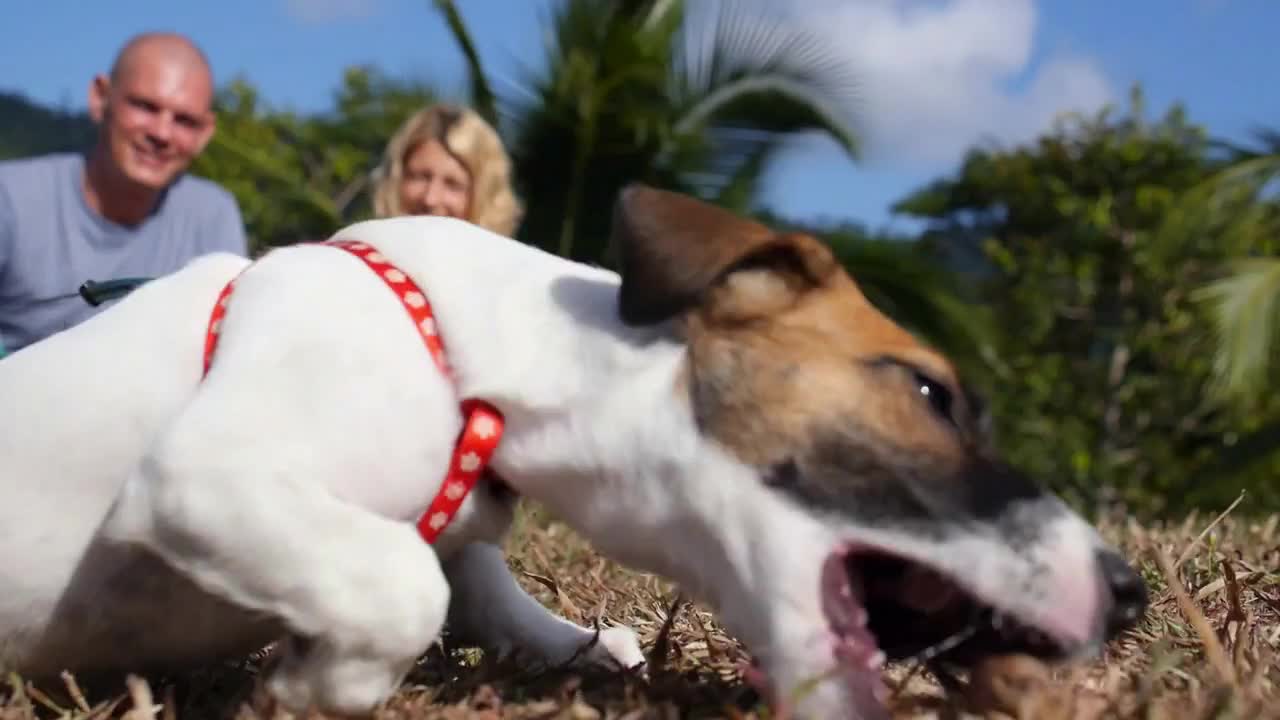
3, 500, 1278, 720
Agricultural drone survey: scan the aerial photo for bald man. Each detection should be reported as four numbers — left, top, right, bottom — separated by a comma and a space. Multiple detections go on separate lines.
0, 32, 247, 356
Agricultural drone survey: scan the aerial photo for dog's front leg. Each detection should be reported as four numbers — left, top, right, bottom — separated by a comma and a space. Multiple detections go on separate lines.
101, 446, 451, 716
442, 542, 646, 672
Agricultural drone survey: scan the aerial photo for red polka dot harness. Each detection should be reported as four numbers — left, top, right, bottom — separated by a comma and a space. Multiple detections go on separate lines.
201, 239, 504, 544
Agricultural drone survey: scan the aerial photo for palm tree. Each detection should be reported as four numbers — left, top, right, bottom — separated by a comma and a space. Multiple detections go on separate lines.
1169, 129, 1280, 406
435, 0, 863, 262
1150, 128, 1280, 484
433, 0, 995, 369
195, 1, 991, 369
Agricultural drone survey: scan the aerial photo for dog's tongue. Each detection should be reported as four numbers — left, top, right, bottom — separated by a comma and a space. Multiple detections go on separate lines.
821, 553, 891, 719
823, 552, 877, 637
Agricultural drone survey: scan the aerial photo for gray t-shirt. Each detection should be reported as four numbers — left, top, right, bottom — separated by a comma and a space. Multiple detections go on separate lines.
0, 152, 248, 353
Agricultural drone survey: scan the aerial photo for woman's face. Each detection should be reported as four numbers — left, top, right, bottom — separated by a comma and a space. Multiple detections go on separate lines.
398, 138, 472, 219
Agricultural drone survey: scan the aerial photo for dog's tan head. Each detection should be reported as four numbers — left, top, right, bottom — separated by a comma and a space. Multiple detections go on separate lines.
609, 185, 1147, 718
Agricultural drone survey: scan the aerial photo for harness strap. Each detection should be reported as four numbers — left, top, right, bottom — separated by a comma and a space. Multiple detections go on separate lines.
201, 239, 505, 544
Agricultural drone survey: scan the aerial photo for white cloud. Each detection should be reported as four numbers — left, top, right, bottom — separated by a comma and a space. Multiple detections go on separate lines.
282, 0, 379, 25
783, 0, 1114, 168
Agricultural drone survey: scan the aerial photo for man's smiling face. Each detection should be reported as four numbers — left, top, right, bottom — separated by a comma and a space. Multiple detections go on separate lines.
89, 37, 216, 192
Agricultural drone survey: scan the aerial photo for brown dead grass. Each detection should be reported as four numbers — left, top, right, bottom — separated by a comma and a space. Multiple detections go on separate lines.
3, 499, 1278, 720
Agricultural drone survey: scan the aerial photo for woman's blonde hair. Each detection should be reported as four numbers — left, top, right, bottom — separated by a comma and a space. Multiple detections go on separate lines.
371, 103, 523, 237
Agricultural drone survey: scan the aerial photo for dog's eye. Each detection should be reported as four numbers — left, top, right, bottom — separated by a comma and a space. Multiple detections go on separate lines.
763, 458, 801, 489
914, 372, 955, 425
866, 356, 963, 430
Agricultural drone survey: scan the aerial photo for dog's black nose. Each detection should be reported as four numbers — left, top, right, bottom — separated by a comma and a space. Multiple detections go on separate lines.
1097, 549, 1148, 637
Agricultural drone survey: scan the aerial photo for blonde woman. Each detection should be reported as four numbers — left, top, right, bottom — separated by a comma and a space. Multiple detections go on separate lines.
371, 103, 523, 237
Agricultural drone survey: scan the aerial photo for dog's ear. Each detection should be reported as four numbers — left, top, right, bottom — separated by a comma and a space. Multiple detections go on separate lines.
611, 184, 840, 326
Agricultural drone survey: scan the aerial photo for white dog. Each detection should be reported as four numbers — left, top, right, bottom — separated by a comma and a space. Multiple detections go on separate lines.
0, 186, 1147, 719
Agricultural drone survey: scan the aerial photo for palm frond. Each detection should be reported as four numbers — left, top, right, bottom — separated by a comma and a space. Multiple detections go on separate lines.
707, 131, 777, 212
1200, 151, 1280, 201
1209, 125, 1280, 163
500, 0, 864, 259
431, 0, 498, 124
640, 0, 682, 31
501, 0, 682, 258
676, 2, 860, 144
1158, 145, 1280, 256
665, 0, 862, 203
1153, 136, 1280, 408
1194, 257, 1280, 404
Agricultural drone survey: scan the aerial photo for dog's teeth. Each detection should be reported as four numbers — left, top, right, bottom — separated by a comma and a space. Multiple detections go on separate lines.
865, 650, 886, 670
873, 679, 891, 703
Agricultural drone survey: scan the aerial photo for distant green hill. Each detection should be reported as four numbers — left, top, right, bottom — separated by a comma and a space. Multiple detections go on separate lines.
0, 91, 95, 161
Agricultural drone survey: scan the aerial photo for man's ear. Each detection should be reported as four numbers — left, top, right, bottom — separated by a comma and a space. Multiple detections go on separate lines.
610, 184, 839, 326
87, 74, 111, 124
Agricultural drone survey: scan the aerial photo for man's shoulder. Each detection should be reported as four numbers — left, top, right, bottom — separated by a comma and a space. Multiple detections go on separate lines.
165, 172, 243, 218
163, 173, 248, 255
0, 153, 80, 221
0, 152, 80, 186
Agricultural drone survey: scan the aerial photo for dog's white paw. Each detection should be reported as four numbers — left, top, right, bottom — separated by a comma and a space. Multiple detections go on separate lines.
264, 637, 413, 716
577, 625, 647, 671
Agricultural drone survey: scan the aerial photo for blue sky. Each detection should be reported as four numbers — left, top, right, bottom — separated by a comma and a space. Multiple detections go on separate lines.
2, 0, 1276, 232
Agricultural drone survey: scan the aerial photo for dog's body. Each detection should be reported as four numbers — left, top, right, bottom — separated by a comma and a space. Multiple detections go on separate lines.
1, 222, 649, 703
0, 188, 1147, 719
1, 251, 267, 673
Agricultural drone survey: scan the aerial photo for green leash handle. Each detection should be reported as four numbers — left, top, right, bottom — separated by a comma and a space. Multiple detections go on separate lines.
78, 277, 153, 307
0, 278, 155, 359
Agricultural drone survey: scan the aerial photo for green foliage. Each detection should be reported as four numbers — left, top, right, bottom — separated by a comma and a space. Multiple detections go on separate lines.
1157, 130, 1280, 407
7, 8, 1269, 521
1194, 257, 1280, 401
496, 0, 863, 261
895, 88, 1280, 518
432, 0, 497, 126
0, 92, 94, 161
189, 0, 867, 268
189, 67, 439, 254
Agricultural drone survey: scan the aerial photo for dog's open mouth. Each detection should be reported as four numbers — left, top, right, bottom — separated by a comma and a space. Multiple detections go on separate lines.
819, 544, 1070, 711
